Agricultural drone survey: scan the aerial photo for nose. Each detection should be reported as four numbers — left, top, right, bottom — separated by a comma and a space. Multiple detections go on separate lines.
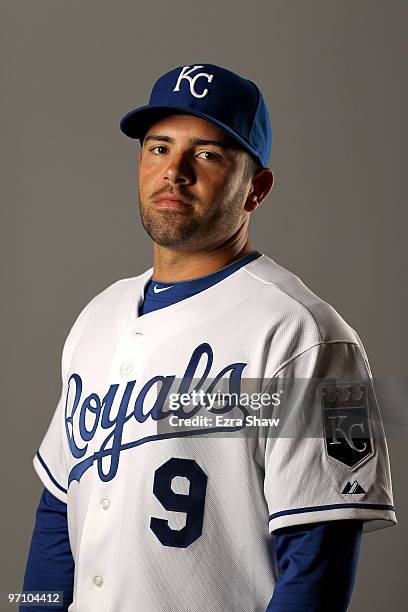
162, 150, 195, 185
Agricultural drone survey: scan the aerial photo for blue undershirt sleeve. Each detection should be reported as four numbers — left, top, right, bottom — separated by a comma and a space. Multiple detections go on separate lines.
20, 487, 74, 612
266, 520, 363, 612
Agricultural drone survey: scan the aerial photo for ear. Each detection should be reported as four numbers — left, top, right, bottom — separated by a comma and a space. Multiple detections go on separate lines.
244, 168, 274, 212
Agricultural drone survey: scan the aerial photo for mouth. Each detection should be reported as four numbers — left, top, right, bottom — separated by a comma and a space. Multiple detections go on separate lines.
152, 197, 193, 210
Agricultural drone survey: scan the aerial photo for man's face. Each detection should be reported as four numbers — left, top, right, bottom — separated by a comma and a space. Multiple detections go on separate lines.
138, 113, 254, 249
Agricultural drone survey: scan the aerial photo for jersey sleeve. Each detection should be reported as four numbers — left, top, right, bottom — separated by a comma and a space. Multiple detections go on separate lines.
32, 302, 93, 504
262, 341, 397, 534
20, 487, 74, 612
33, 389, 70, 503
267, 520, 363, 611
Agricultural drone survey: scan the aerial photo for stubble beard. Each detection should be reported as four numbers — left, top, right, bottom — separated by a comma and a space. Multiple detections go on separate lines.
138, 192, 246, 249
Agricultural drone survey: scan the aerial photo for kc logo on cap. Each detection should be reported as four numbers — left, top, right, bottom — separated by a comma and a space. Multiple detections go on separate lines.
173, 65, 215, 99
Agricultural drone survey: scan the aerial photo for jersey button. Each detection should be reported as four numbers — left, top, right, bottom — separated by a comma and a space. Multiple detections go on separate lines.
93, 575, 104, 588
120, 362, 133, 376
100, 498, 110, 510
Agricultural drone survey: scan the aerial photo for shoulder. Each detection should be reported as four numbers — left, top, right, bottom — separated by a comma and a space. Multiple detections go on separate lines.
74, 269, 151, 321
61, 268, 152, 366
243, 254, 362, 347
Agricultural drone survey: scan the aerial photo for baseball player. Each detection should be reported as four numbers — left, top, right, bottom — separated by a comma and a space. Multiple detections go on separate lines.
21, 64, 397, 612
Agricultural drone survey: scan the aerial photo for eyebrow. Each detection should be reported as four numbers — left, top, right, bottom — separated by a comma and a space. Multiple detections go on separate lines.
143, 134, 231, 149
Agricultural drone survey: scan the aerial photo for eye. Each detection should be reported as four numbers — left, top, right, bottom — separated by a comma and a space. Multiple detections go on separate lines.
149, 145, 168, 154
197, 151, 221, 161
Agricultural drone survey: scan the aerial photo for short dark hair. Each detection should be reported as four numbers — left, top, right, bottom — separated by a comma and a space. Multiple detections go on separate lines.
243, 152, 263, 182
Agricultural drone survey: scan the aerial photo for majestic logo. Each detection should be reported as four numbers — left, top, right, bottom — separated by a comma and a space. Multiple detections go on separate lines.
65, 342, 247, 486
153, 284, 173, 294
173, 65, 214, 99
321, 383, 374, 469
342, 481, 366, 494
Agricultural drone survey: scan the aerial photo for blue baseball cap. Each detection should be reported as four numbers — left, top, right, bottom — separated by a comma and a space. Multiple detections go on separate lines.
119, 63, 272, 169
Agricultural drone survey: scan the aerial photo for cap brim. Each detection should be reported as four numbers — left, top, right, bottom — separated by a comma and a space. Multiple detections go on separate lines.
119, 104, 264, 167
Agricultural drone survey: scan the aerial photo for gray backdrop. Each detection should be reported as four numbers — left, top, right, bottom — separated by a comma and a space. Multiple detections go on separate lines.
2, 0, 406, 610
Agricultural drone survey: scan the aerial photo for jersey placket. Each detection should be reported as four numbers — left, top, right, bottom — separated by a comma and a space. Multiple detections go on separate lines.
72, 316, 155, 611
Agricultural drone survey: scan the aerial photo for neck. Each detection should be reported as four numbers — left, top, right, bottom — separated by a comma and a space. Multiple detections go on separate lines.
151, 234, 256, 282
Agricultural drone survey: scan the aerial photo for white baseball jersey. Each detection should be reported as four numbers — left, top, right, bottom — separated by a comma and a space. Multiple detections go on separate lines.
33, 254, 397, 612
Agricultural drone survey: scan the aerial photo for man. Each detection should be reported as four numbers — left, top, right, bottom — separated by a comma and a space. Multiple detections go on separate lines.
22, 63, 397, 611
